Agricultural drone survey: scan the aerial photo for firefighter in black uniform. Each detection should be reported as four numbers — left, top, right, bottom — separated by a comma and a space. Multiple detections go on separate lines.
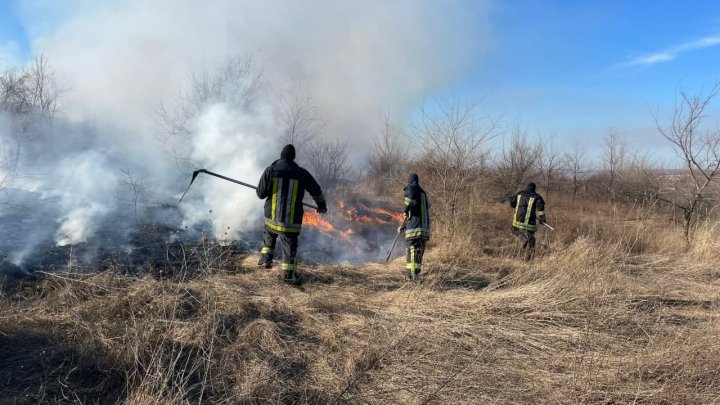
256, 144, 327, 283
399, 173, 431, 281
509, 182, 546, 260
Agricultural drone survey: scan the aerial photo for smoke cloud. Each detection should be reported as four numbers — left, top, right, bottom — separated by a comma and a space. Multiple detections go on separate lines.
0, 0, 491, 268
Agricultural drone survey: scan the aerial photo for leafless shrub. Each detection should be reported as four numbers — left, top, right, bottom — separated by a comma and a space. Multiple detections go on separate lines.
536, 134, 562, 198
494, 127, 541, 196
157, 57, 261, 166
562, 139, 587, 200
277, 85, 325, 152
0, 55, 59, 120
368, 112, 409, 194
615, 153, 664, 204
652, 83, 720, 241
0, 128, 20, 191
118, 168, 148, 224
602, 128, 628, 200
410, 98, 497, 239
0, 55, 59, 190
306, 137, 351, 190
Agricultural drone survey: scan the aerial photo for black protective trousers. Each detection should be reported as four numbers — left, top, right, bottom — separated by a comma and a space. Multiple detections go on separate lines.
259, 226, 298, 279
512, 227, 536, 260
405, 237, 427, 280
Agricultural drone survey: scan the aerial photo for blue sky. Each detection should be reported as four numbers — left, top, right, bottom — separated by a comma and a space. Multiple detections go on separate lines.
0, 0, 29, 65
2, 0, 720, 163
452, 0, 720, 161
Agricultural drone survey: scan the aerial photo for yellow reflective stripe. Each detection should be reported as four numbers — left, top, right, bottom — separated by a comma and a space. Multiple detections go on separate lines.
289, 180, 299, 223
404, 197, 416, 206
405, 263, 422, 270
271, 178, 278, 221
264, 218, 302, 233
281, 262, 297, 270
404, 201, 412, 206
537, 210, 545, 216
513, 222, 537, 231
405, 231, 428, 239
524, 197, 535, 226
513, 194, 522, 223
406, 246, 422, 272
411, 246, 415, 273
260, 247, 273, 254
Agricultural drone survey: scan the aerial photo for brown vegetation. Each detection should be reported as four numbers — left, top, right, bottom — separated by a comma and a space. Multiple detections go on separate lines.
1, 191, 718, 404
1, 61, 718, 403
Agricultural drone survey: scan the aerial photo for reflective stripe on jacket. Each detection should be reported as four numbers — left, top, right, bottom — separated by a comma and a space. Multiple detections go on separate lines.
257, 159, 323, 234
510, 190, 545, 232
404, 183, 431, 239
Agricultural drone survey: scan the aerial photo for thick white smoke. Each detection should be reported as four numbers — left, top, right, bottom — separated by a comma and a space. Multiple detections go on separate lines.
21, 0, 490, 145
0, 0, 491, 265
181, 102, 277, 237
51, 151, 119, 246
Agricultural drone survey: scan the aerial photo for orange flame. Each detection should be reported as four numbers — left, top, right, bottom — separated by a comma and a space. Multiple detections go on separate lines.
302, 200, 402, 251
304, 211, 335, 232
303, 210, 358, 249
358, 203, 405, 223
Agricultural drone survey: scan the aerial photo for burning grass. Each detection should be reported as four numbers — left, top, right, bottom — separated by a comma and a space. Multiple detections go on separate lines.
1, 197, 719, 404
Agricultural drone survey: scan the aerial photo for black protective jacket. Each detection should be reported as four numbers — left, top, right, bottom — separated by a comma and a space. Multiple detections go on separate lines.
257, 159, 324, 234
403, 175, 431, 240
510, 187, 545, 232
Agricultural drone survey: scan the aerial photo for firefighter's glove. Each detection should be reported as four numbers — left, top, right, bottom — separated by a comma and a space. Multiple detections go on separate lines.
539, 216, 546, 224
316, 200, 328, 214
397, 225, 405, 234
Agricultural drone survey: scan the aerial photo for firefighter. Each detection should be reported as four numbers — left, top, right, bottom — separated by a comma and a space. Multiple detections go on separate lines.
399, 173, 431, 281
256, 144, 327, 283
509, 182, 546, 260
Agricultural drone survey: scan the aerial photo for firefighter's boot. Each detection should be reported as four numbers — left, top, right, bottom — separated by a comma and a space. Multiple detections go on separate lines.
283, 270, 299, 285
257, 256, 272, 269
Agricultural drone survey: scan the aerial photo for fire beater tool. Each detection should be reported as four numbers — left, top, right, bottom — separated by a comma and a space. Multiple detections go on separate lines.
178, 169, 318, 210
385, 217, 408, 262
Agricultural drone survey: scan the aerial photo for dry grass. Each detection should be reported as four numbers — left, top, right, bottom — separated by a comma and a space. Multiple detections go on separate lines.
1, 195, 719, 404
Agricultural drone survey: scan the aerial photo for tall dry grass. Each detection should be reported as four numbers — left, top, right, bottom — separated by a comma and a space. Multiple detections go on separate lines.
0, 191, 718, 404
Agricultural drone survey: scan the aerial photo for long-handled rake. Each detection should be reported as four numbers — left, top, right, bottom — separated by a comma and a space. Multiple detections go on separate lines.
178, 169, 318, 210
385, 218, 407, 262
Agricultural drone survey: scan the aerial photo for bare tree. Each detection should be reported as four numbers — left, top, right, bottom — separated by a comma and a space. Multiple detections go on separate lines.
277, 85, 325, 151
536, 134, 562, 198
0, 115, 21, 192
307, 138, 350, 190
562, 139, 587, 200
0, 55, 59, 120
652, 83, 720, 241
494, 128, 542, 195
157, 57, 261, 166
410, 99, 497, 239
0, 55, 59, 191
602, 128, 627, 200
618, 153, 663, 203
118, 168, 148, 224
368, 112, 409, 194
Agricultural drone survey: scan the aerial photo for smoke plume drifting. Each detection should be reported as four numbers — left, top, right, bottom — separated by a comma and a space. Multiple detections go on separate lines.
0, 0, 490, 268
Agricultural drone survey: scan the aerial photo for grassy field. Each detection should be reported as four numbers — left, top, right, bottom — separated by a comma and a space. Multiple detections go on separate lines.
1, 196, 718, 404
